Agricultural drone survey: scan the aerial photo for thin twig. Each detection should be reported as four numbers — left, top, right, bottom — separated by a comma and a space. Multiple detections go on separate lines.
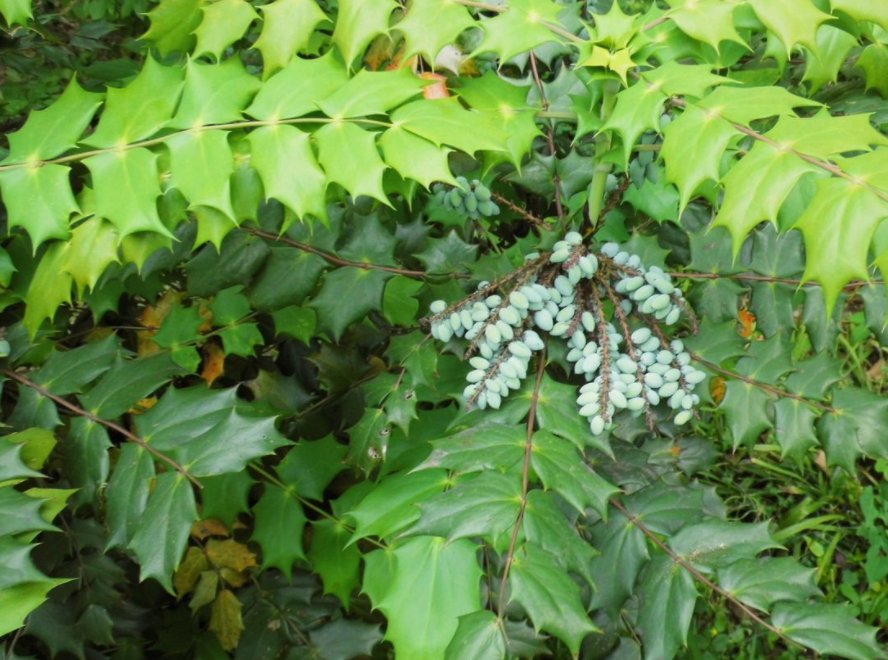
497, 348, 547, 621
490, 192, 549, 229
1, 368, 201, 488
610, 498, 804, 651
690, 355, 837, 414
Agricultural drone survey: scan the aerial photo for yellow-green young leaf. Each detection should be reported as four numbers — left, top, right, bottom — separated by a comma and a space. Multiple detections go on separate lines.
128, 472, 198, 594
641, 61, 729, 98
0, 581, 67, 638
251, 485, 307, 578
23, 243, 73, 337
379, 127, 455, 189
170, 59, 261, 129
660, 105, 738, 211
444, 610, 506, 660
246, 51, 348, 120
84, 149, 172, 237
577, 45, 637, 85
209, 590, 244, 652
746, 0, 832, 56
141, 0, 204, 57
194, 206, 238, 250
255, 0, 329, 77
802, 25, 858, 93
318, 67, 426, 118
510, 545, 599, 656
0, 165, 79, 247
363, 537, 482, 660
796, 178, 888, 312
316, 122, 389, 204
331, 0, 397, 67
856, 43, 888, 98
193, 0, 257, 61
713, 143, 821, 250
831, 0, 888, 31
602, 80, 667, 165
0, 0, 31, 25
84, 57, 185, 148
588, 0, 637, 48
60, 217, 121, 294
474, 0, 566, 62
397, 0, 476, 64
168, 130, 236, 218
3, 79, 103, 164
391, 97, 510, 155
669, 0, 747, 52
766, 113, 888, 158
695, 85, 821, 125
248, 125, 328, 223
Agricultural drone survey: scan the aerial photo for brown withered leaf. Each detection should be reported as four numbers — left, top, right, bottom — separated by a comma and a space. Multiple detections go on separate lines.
200, 343, 225, 386
191, 519, 230, 540
206, 539, 258, 573
174, 547, 208, 600
210, 590, 245, 652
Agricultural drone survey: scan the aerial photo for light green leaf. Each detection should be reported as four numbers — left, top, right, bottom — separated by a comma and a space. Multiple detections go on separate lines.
415, 423, 525, 474
856, 42, 888, 98
474, 0, 566, 62
319, 67, 426, 118
316, 122, 389, 204
771, 603, 883, 660
510, 544, 599, 656
767, 113, 888, 159
0, 164, 80, 247
831, 0, 888, 31
670, 520, 780, 570
84, 57, 185, 148
391, 97, 510, 155
802, 25, 858, 93
746, 0, 833, 56
636, 554, 697, 660
271, 305, 316, 342
248, 125, 328, 223
364, 536, 482, 660
84, 148, 172, 237
3, 79, 103, 163
105, 444, 155, 549
307, 519, 361, 607
795, 178, 888, 312
347, 469, 449, 542
331, 0, 397, 67
136, 386, 290, 476
60, 217, 121, 294
602, 80, 667, 165
379, 126, 456, 189
193, 0, 257, 61
141, 0, 204, 57
669, 0, 746, 52
5, 428, 58, 471
444, 610, 506, 660
642, 61, 728, 98
248, 51, 348, 120
407, 472, 521, 550
255, 0, 329, 77
128, 472, 197, 594
309, 267, 393, 340
398, 0, 476, 64
0, 443, 42, 482
22, 243, 73, 337
0, 580, 66, 638
168, 130, 235, 218
251, 485, 307, 578
695, 85, 820, 125
531, 430, 617, 518
170, 58, 261, 129
718, 557, 819, 611
0, 0, 31, 25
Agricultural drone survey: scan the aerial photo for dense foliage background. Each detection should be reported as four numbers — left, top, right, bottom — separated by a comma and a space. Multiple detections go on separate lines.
2, 0, 888, 658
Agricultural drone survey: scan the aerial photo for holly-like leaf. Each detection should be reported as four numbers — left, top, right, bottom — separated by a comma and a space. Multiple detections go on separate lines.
309, 267, 392, 340
0, 165, 80, 248
199, 472, 255, 527
168, 130, 236, 219
474, 0, 566, 62
363, 536, 482, 660
331, 0, 397, 66
136, 386, 289, 477
276, 435, 347, 500
770, 603, 883, 660
379, 127, 456, 190
784, 351, 843, 399
391, 98, 510, 156
717, 557, 820, 611
602, 80, 667, 165
636, 554, 697, 660
398, 0, 476, 64
193, 0, 257, 61
316, 122, 389, 204
746, 0, 832, 56
0, 0, 31, 25
170, 58, 261, 129
307, 519, 361, 607
209, 589, 244, 652
250, 485, 307, 578
33, 334, 120, 395
347, 469, 449, 542
255, 0, 329, 77
523, 490, 597, 588
309, 618, 383, 660
857, 42, 888, 98
247, 51, 348, 119
444, 610, 506, 660
509, 544, 599, 656
669, 0, 746, 52
319, 67, 426, 118
128, 472, 198, 593
531, 430, 617, 518
670, 521, 780, 571
416, 423, 525, 474
141, 0, 204, 57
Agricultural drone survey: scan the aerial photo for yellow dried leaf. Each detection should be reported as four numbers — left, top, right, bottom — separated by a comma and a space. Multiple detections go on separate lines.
206, 538, 258, 573
210, 590, 245, 652
174, 547, 209, 600
219, 567, 249, 588
190, 570, 220, 612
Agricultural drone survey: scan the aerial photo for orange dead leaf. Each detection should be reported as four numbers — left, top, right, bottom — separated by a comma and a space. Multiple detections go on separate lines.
738, 309, 756, 339
710, 376, 726, 404
138, 291, 187, 356
127, 397, 158, 416
191, 519, 230, 540
206, 539, 258, 573
420, 72, 450, 99
201, 343, 226, 386
669, 445, 682, 457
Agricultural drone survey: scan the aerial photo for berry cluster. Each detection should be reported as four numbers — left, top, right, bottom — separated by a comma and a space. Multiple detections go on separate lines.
431, 177, 500, 220
426, 233, 706, 436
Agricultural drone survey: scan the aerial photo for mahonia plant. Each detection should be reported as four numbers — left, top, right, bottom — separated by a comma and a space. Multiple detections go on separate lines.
428, 234, 706, 434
